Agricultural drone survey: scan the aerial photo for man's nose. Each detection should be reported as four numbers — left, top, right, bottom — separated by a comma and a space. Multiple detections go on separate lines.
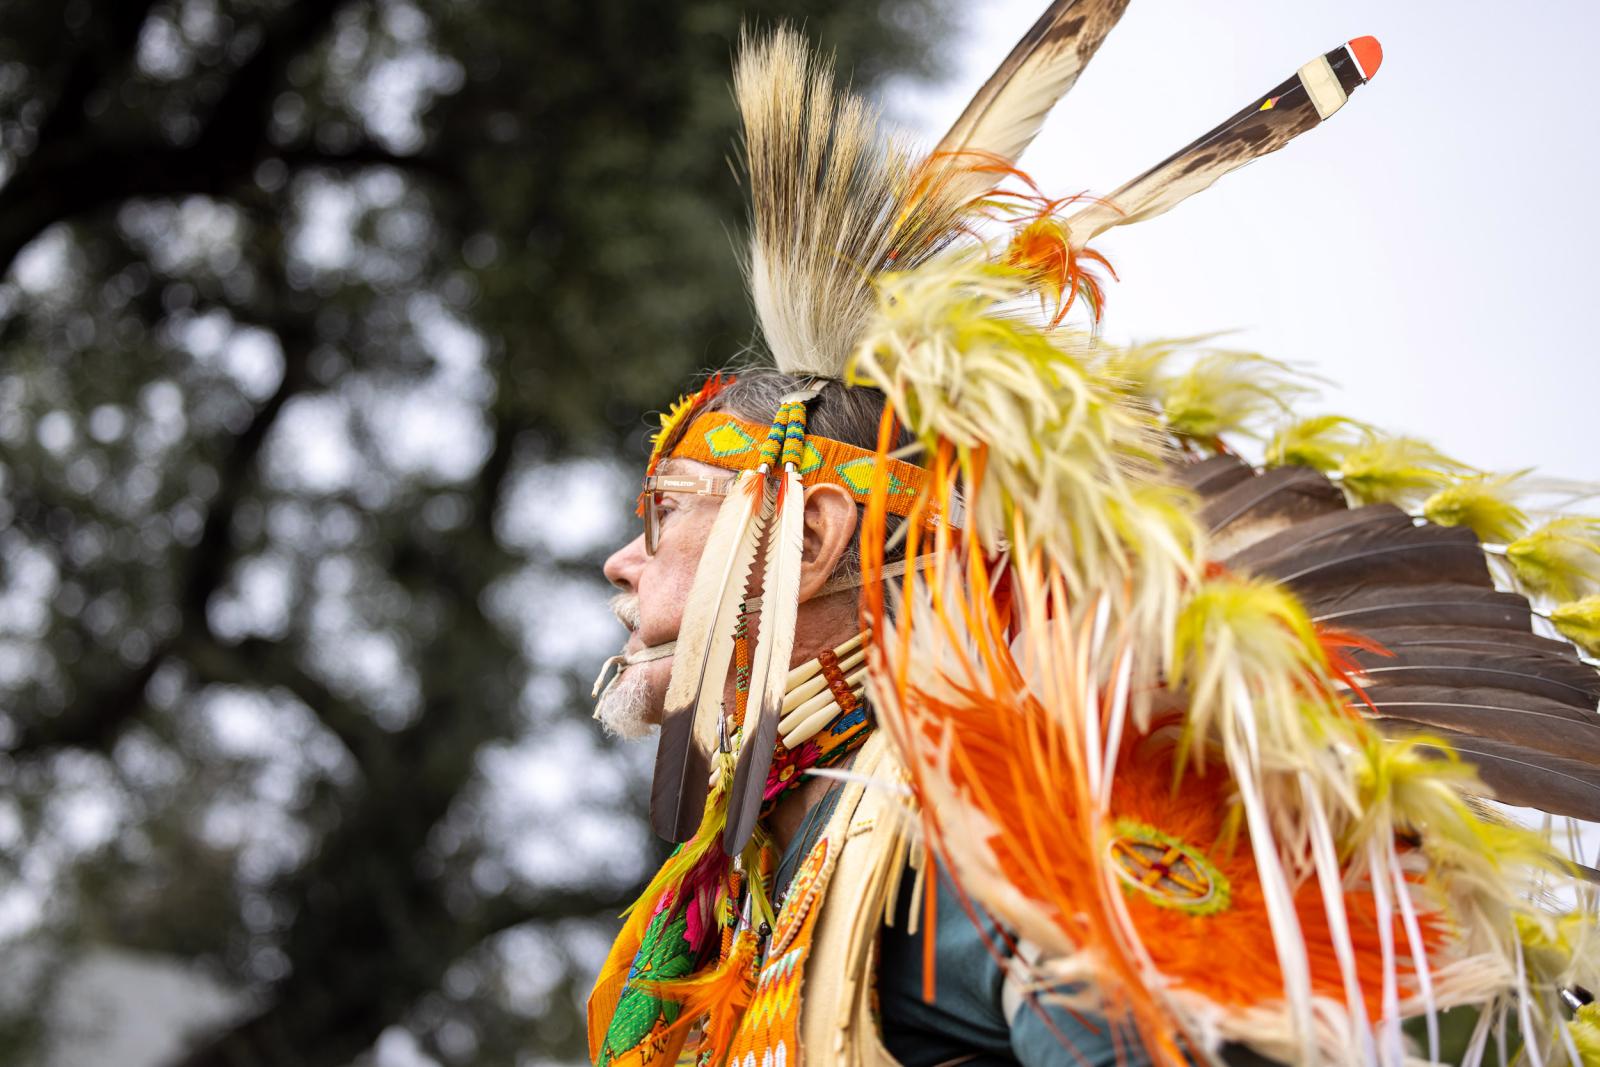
603, 533, 646, 592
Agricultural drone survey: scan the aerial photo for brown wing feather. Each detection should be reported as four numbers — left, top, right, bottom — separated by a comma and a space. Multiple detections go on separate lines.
1206, 461, 1600, 823
937, 0, 1130, 166
1306, 582, 1533, 632
1198, 465, 1345, 557
1171, 453, 1254, 498
1065, 42, 1377, 249
1378, 723, 1600, 822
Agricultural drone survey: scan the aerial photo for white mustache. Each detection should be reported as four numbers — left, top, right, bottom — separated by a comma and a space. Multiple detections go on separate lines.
610, 593, 640, 630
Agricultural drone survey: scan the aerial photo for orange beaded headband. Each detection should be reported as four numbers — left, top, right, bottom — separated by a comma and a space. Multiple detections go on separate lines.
639, 374, 931, 519
663, 410, 928, 518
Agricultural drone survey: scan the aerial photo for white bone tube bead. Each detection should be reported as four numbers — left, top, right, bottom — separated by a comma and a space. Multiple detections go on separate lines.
781, 646, 866, 714
778, 667, 867, 735
781, 685, 865, 749
783, 631, 867, 692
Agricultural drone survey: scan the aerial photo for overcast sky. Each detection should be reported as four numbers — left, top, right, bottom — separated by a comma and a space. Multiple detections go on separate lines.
891, 1, 1599, 477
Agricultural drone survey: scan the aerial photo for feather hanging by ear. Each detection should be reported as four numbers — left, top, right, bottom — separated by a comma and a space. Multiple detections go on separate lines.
930, 0, 1130, 205
651, 470, 770, 842
1063, 37, 1383, 250
725, 468, 806, 853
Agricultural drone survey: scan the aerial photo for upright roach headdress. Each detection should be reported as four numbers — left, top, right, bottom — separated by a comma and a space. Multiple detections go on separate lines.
591, 5, 1600, 1065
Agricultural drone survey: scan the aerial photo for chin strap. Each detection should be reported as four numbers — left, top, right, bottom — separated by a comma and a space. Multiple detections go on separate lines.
590, 641, 678, 707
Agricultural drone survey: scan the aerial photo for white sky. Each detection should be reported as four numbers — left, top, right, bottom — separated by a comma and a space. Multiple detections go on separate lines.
892, 1, 1600, 478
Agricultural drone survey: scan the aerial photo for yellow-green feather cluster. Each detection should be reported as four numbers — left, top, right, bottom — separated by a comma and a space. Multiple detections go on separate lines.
1506, 516, 1600, 601
1549, 595, 1600, 657
1264, 414, 1373, 471
1422, 473, 1531, 544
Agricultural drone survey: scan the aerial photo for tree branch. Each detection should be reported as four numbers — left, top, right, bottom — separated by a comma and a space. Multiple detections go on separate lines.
5, 339, 312, 757
0, 0, 358, 280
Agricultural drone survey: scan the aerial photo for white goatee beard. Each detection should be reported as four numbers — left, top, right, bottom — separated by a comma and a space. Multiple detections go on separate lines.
593, 658, 658, 741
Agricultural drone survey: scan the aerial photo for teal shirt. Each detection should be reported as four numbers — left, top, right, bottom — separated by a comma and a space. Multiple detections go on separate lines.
876, 865, 1146, 1067
773, 788, 1146, 1067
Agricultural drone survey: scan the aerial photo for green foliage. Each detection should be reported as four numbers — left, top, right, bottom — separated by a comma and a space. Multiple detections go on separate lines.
0, 0, 947, 1064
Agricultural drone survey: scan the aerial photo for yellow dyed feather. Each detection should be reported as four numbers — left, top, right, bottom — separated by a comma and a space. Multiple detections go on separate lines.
1264, 414, 1373, 472
634, 930, 758, 1067
1338, 436, 1474, 507
1549, 596, 1600, 657
1169, 572, 1334, 780
1505, 516, 1600, 601
1422, 473, 1531, 544
623, 756, 734, 922
1571, 1003, 1600, 1067
1155, 349, 1317, 443
1094, 332, 1224, 401
849, 252, 1194, 639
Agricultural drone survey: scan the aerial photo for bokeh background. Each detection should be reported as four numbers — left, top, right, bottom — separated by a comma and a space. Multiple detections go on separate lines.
0, 2, 1593, 1065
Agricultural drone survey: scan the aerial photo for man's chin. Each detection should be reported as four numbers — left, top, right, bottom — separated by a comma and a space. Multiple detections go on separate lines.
594, 660, 666, 741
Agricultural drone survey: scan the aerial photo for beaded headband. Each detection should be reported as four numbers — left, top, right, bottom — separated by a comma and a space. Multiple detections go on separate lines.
661, 410, 927, 518
639, 373, 932, 520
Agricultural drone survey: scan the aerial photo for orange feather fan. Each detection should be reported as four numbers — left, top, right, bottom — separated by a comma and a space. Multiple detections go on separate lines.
857, 405, 1444, 1066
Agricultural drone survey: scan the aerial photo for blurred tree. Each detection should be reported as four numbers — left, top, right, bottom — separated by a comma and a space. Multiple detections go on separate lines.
0, 0, 948, 1064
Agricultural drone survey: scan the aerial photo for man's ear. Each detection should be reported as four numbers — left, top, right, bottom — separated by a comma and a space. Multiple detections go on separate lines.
796, 482, 858, 602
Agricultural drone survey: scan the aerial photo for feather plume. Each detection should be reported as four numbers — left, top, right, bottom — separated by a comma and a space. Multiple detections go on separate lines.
1505, 517, 1600, 601
725, 470, 806, 852
1338, 436, 1475, 508
1063, 39, 1382, 249
1170, 572, 1332, 776
1265, 414, 1374, 472
634, 931, 757, 1066
652, 471, 769, 842
1549, 596, 1600, 657
850, 252, 1196, 632
1155, 350, 1318, 443
1094, 332, 1224, 401
934, 0, 1129, 186
1423, 473, 1531, 544
736, 29, 968, 378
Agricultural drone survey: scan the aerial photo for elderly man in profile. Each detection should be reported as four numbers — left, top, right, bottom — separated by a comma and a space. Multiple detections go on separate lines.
591, 371, 1139, 1066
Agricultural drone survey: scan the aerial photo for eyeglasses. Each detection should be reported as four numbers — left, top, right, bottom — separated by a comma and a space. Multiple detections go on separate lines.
640, 472, 735, 556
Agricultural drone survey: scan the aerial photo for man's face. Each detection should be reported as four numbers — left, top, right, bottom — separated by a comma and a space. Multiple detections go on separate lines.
598, 457, 729, 733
